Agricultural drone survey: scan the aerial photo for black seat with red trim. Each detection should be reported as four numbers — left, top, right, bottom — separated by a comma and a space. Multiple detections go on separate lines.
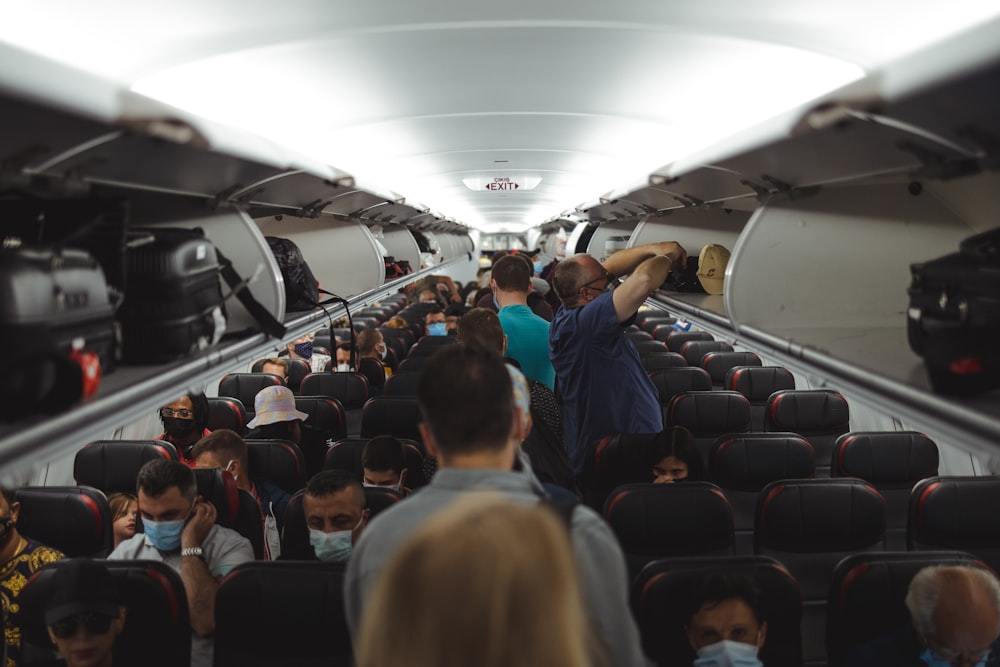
680, 340, 734, 367
74, 440, 179, 494
580, 433, 660, 511
665, 330, 714, 353
218, 372, 285, 412
244, 438, 307, 495
648, 367, 712, 407
908, 476, 1000, 572
323, 437, 427, 489
766, 390, 850, 477
725, 366, 796, 431
207, 396, 247, 434
360, 396, 424, 444
666, 391, 752, 464
191, 468, 265, 560
702, 351, 762, 386
13, 486, 112, 558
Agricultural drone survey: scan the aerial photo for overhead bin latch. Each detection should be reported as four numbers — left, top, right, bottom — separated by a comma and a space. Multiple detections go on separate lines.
296, 199, 332, 219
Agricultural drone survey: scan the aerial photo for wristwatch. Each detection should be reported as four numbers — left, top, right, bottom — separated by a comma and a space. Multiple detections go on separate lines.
180, 546, 204, 558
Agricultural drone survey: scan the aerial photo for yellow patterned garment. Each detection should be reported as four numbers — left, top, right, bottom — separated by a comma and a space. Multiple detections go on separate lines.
1, 540, 64, 667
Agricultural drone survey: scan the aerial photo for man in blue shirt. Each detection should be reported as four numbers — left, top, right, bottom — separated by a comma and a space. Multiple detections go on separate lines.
550, 241, 687, 473
493, 255, 557, 390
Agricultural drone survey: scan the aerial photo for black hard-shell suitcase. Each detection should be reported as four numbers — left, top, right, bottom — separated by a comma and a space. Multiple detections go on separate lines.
907, 227, 1000, 395
0, 245, 118, 372
117, 228, 226, 363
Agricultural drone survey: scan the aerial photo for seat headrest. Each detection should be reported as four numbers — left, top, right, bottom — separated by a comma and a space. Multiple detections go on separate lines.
833, 432, 939, 486
667, 391, 752, 436
702, 351, 762, 383
910, 477, 1000, 548
192, 468, 240, 525
649, 367, 712, 405
299, 373, 370, 409
244, 439, 306, 494
13, 486, 112, 557
360, 397, 423, 442
207, 397, 247, 433
74, 440, 179, 493
726, 366, 796, 401
766, 390, 850, 434
679, 340, 733, 366
710, 433, 815, 491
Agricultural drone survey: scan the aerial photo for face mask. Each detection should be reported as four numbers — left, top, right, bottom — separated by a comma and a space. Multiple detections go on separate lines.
224, 459, 238, 484
293, 341, 313, 359
920, 648, 988, 667
693, 640, 763, 667
162, 417, 196, 439
427, 322, 447, 336
363, 473, 403, 492
309, 528, 354, 562
376, 344, 388, 360
143, 503, 192, 553
492, 289, 502, 310
0, 513, 14, 547
336, 363, 351, 372
533, 260, 543, 275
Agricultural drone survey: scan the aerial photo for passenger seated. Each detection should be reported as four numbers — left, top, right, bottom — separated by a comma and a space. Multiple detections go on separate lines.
1, 486, 64, 666
303, 470, 369, 563
355, 330, 388, 393
424, 306, 447, 336
157, 392, 210, 464
108, 459, 253, 667
362, 436, 410, 493
43, 559, 127, 667
243, 386, 331, 479
652, 426, 706, 484
107, 493, 137, 549
444, 304, 465, 335
286, 333, 330, 374
384, 317, 408, 329
685, 573, 768, 666
846, 565, 1000, 667
334, 343, 354, 372
355, 497, 592, 667
259, 357, 289, 384
191, 429, 290, 560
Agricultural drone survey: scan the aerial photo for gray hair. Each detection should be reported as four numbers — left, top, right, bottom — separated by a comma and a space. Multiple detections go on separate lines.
905, 565, 1000, 636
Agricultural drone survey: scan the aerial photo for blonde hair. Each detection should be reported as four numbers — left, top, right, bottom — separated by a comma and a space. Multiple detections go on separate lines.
356, 496, 595, 667
107, 492, 136, 520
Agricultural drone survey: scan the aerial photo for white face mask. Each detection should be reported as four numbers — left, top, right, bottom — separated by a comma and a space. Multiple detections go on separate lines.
377, 344, 388, 360
693, 639, 762, 667
336, 363, 351, 372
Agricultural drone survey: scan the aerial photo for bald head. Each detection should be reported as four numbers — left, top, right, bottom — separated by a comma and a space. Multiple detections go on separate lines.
907, 565, 1000, 656
552, 255, 604, 306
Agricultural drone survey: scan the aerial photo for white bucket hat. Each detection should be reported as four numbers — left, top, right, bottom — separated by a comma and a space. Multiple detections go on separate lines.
247, 385, 309, 428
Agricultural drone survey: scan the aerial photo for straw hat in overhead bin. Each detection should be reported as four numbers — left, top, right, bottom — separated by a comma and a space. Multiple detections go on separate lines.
247, 385, 309, 428
696, 244, 731, 295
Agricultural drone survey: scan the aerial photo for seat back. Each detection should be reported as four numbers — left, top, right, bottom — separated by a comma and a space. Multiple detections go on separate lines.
218, 372, 285, 410
908, 476, 1000, 572
191, 468, 265, 559
405, 335, 459, 358
680, 340, 734, 367
214, 561, 353, 667
383, 371, 423, 396
13, 486, 112, 557
19, 560, 191, 667
626, 330, 654, 342
323, 438, 427, 488
250, 358, 311, 392
648, 367, 712, 406
244, 439, 307, 494
703, 351, 762, 386
666, 391, 752, 464
280, 487, 405, 560
207, 396, 247, 433
632, 555, 803, 667
294, 395, 348, 440
580, 433, 661, 510
726, 366, 796, 430
360, 396, 424, 443
632, 340, 670, 357
709, 433, 816, 554
826, 551, 984, 667
755, 479, 886, 665
604, 482, 734, 580
635, 312, 675, 331
766, 390, 850, 477
74, 440, 179, 494
665, 330, 714, 353
298, 373, 370, 410
832, 431, 939, 550
640, 351, 689, 372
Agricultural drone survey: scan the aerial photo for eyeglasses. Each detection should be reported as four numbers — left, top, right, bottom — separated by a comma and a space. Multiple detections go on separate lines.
50, 612, 115, 639
159, 408, 194, 419
581, 267, 618, 294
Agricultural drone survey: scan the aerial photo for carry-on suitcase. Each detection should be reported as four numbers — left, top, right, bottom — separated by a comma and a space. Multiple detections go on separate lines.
117, 228, 227, 363
907, 227, 1000, 395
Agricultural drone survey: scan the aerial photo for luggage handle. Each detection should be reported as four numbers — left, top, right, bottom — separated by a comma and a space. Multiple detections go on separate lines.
215, 247, 287, 340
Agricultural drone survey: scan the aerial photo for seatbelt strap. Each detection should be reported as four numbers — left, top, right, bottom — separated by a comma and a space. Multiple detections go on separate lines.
215, 247, 287, 339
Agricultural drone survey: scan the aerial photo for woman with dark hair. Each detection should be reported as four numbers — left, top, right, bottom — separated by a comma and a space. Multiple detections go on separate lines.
651, 426, 705, 484
157, 392, 210, 464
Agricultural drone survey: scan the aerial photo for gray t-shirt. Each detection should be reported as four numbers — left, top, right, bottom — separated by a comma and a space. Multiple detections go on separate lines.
109, 524, 254, 667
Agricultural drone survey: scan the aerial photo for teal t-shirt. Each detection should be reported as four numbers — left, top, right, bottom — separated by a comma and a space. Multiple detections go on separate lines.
498, 304, 556, 391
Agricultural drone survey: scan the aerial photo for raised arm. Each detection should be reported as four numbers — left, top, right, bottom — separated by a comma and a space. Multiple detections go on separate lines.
610, 242, 686, 322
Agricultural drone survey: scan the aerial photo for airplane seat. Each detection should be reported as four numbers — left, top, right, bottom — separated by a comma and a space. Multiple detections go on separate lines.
383, 371, 422, 396
755, 478, 887, 666
74, 440, 180, 494
244, 438, 307, 494
191, 468, 265, 560
825, 550, 984, 667
708, 433, 816, 554
725, 366, 796, 431
378, 326, 414, 356
604, 482, 735, 581
766, 390, 850, 477
626, 329, 654, 342
832, 431, 939, 550
353, 317, 380, 330
360, 396, 424, 444
405, 335, 458, 358
631, 555, 803, 667
648, 367, 712, 407
580, 433, 661, 510
635, 311, 674, 329
665, 391, 752, 465
213, 560, 352, 667
702, 351, 763, 387
294, 395, 348, 441
649, 322, 680, 341
632, 340, 670, 358
680, 340, 735, 367
207, 396, 247, 434
298, 373, 370, 410
356, 307, 389, 324
311, 332, 333, 351
329, 327, 352, 344
18, 560, 191, 667
908, 476, 1000, 572
13, 486, 112, 558
250, 358, 311, 393
394, 355, 430, 375
280, 488, 405, 561
218, 373, 285, 412
324, 437, 427, 489
664, 330, 714, 353
641, 351, 688, 373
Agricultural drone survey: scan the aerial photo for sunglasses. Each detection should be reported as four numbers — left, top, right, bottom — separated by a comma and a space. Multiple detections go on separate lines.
50, 612, 115, 639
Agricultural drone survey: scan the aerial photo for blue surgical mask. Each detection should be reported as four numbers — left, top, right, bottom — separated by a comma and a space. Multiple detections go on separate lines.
143, 504, 192, 553
533, 260, 543, 275
293, 341, 313, 359
693, 640, 763, 667
920, 648, 988, 667
427, 322, 446, 336
309, 528, 353, 562
492, 289, 501, 311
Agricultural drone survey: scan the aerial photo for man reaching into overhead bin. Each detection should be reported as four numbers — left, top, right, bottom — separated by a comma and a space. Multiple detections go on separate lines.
550, 241, 687, 475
